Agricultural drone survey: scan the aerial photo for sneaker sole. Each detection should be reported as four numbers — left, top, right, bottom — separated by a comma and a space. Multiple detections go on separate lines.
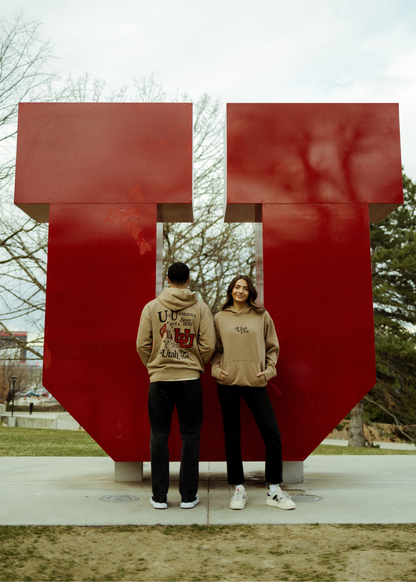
180, 494, 199, 509
150, 497, 168, 509
230, 503, 246, 510
266, 498, 296, 510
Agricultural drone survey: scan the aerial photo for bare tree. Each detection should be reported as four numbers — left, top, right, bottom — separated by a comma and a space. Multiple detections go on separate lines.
0, 12, 57, 360
0, 359, 29, 401
134, 72, 168, 103
60, 71, 128, 103
0, 12, 56, 195
0, 366, 7, 404
0, 218, 46, 359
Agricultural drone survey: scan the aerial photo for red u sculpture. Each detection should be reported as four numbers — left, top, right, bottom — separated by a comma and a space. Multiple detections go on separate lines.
14, 102, 402, 477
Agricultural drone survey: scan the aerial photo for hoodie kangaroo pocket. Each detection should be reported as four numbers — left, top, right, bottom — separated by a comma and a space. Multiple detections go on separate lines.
222, 360, 265, 387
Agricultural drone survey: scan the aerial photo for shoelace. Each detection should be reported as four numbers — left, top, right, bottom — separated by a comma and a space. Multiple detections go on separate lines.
232, 489, 247, 500
273, 490, 292, 501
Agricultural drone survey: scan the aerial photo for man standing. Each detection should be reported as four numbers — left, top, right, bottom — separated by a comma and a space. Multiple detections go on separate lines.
137, 262, 215, 509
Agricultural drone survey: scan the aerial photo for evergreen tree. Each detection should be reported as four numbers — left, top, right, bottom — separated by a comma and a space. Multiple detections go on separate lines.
366, 171, 416, 439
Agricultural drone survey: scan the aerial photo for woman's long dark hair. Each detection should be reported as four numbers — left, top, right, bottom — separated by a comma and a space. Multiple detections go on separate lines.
221, 275, 264, 312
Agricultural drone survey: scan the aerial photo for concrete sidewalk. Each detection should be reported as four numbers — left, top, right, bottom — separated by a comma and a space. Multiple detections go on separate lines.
1, 455, 415, 526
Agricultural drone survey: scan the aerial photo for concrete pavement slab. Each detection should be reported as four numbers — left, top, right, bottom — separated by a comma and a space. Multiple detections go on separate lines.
208, 456, 416, 525
0, 458, 208, 526
0, 456, 415, 526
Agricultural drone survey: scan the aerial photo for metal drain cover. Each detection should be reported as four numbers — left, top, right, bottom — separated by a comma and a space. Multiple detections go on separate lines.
283, 489, 323, 503
100, 495, 139, 503
291, 495, 323, 502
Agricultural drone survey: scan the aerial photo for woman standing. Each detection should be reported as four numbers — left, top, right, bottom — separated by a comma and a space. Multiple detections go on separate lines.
212, 275, 295, 511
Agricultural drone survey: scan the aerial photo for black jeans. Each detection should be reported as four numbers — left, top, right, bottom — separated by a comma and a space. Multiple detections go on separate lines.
217, 384, 283, 485
148, 378, 202, 498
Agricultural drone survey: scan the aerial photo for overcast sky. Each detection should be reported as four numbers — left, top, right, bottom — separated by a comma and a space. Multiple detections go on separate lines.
2, 0, 416, 345
4, 0, 416, 178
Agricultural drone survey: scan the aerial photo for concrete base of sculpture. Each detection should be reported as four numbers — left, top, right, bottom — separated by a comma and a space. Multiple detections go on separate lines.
283, 461, 303, 484
113, 460, 303, 483
115, 462, 144, 482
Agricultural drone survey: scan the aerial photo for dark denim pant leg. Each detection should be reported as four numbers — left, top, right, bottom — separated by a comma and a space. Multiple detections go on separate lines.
175, 378, 203, 499
148, 382, 176, 497
217, 384, 245, 485
242, 386, 283, 484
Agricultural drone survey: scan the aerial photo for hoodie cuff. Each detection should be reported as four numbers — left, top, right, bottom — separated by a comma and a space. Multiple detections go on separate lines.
264, 367, 276, 381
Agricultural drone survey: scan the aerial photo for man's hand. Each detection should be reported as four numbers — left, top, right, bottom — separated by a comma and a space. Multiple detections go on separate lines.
220, 370, 229, 380
256, 371, 266, 378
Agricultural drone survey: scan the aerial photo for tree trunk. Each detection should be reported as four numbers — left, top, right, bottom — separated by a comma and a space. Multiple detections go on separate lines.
348, 400, 366, 447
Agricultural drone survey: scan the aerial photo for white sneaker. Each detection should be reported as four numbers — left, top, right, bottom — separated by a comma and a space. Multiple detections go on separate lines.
150, 496, 168, 509
230, 486, 247, 510
267, 489, 296, 510
180, 494, 199, 509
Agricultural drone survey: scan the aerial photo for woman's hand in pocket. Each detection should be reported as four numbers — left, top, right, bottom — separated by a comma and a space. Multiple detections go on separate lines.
256, 371, 266, 378
220, 370, 229, 381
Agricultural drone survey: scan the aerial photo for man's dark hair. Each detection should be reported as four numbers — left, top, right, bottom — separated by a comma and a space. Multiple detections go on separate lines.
168, 262, 190, 284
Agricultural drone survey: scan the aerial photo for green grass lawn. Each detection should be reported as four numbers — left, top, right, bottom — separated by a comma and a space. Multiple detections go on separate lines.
0, 426, 414, 456
0, 426, 107, 456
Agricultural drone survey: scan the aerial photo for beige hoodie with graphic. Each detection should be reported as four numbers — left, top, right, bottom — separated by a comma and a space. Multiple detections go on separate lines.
137, 287, 215, 382
211, 304, 279, 388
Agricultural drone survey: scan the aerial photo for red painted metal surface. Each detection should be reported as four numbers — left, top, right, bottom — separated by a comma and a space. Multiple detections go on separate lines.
45, 203, 156, 459
225, 103, 403, 461
225, 103, 402, 219
262, 203, 375, 459
15, 103, 193, 223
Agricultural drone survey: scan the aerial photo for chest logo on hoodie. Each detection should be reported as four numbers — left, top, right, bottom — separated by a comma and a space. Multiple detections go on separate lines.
235, 326, 249, 334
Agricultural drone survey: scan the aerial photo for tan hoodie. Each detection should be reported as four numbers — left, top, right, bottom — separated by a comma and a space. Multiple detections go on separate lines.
211, 304, 279, 387
137, 287, 215, 382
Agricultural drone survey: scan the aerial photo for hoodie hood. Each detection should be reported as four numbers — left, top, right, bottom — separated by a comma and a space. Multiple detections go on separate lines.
158, 287, 198, 311
223, 303, 253, 316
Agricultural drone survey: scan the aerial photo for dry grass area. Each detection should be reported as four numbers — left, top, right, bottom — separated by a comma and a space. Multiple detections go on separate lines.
329, 420, 415, 444
1, 524, 416, 581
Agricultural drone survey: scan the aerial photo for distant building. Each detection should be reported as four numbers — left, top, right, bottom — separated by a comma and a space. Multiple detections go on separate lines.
0, 331, 27, 363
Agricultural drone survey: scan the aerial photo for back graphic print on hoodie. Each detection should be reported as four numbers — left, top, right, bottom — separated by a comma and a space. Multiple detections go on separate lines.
137, 287, 215, 382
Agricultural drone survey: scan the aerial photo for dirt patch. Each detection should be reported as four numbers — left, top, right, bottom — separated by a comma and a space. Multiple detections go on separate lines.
328, 420, 414, 443
1, 524, 416, 581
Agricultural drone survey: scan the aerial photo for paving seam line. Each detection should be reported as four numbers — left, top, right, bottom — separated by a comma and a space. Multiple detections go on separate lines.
207, 462, 210, 526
